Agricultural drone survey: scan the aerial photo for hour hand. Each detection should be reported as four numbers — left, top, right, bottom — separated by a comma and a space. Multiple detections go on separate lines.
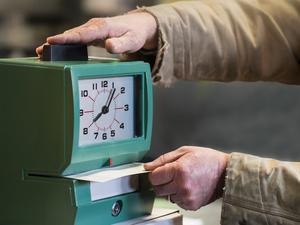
93, 111, 103, 123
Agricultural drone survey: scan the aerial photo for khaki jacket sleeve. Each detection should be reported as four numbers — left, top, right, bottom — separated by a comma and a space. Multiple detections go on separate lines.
222, 153, 300, 225
142, 0, 300, 86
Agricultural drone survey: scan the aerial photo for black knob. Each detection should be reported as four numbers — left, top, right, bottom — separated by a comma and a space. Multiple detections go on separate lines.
42, 44, 88, 61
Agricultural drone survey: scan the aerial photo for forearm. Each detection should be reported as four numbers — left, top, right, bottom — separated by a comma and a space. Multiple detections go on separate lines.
142, 0, 300, 86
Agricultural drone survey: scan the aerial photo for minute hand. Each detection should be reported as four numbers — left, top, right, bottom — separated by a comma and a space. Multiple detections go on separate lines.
106, 88, 116, 109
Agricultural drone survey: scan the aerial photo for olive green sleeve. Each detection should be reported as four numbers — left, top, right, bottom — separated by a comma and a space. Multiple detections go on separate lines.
142, 0, 300, 86
221, 153, 300, 225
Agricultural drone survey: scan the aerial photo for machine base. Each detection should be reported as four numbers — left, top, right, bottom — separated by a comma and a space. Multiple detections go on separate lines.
115, 208, 182, 225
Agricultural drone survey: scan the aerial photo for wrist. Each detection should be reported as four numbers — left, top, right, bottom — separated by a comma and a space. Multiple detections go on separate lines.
217, 153, 229, 198
139, 12, 158, 50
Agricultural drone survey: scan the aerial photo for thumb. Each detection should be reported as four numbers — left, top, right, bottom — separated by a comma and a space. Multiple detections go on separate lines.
144, 148, 187, 171
105, 32, 144, 54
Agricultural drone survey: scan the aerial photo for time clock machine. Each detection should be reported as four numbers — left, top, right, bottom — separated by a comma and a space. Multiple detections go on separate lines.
0, 45, 154, 225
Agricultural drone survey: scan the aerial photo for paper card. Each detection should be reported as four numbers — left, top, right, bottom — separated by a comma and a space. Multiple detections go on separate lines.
90, 175, 139, 201
65, 162, 149, 183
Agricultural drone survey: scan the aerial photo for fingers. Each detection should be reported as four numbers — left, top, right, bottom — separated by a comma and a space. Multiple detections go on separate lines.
169, 193, 183, 203
47, 25, 106, 45
144, 148, 187, 171
153, 181, 177, 197
46, 18, 110, 45
105, 33, 143, 54
40, 19, 141, 55
148, 162, 178, 186
36, 45, 44, 57
36, 14, 156, 56
145, 146, 228, 211
36, 43, 50, 58
154, 185, 191, 210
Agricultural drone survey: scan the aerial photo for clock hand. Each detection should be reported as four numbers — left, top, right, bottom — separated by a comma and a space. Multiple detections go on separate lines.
93, 88, 116, 123
104, 88, 114, 108
106, 88, 116, 109
102, 88, 116, 115
93, 90, 111, 122
93, 111, 103, 123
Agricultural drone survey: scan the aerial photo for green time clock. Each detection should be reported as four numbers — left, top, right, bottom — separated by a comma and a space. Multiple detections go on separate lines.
0, 47, 154, 225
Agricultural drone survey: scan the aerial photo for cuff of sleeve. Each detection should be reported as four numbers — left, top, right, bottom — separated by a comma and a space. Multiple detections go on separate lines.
224, 152, 262, 202
221, 152, 263, 223
132, 4, 184, 86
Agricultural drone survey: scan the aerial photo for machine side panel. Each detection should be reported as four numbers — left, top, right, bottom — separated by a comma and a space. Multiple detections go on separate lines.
0, 63, 75, 224
0, 175, 77, 225
0, 63, 70, 174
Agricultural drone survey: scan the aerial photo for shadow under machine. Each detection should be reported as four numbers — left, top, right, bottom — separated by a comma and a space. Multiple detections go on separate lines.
0, 45, 181, 225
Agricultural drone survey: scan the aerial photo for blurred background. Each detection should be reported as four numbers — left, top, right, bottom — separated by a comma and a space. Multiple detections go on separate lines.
1, 0, 299, 224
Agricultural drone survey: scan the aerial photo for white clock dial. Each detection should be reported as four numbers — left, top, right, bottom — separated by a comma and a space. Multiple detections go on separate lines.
78, 76, 134, 146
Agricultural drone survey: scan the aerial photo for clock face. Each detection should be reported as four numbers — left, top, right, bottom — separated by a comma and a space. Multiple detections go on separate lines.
78, 76, 134, 146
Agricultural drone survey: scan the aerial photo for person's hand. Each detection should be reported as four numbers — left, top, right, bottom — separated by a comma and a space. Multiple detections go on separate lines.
144, 146, 229, 210
36, 12, 158, 57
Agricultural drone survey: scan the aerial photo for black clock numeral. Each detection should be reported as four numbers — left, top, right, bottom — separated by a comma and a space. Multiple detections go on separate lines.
102, 133, 107, 140
101, 80, 108, 88
92, 83, 98, 90
94, 132, 98, 139
120, 87, 125, 94
81, 90, 88, 97
111, 130, 115, 137
83, 128, 88, 135
80, 109, 84, 116
124, 104, 129, 111
112, 82, 115, 88
120, 123, 125, 129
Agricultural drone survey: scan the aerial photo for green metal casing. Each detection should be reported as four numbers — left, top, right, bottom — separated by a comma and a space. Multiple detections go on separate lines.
0, 58, 154, 225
